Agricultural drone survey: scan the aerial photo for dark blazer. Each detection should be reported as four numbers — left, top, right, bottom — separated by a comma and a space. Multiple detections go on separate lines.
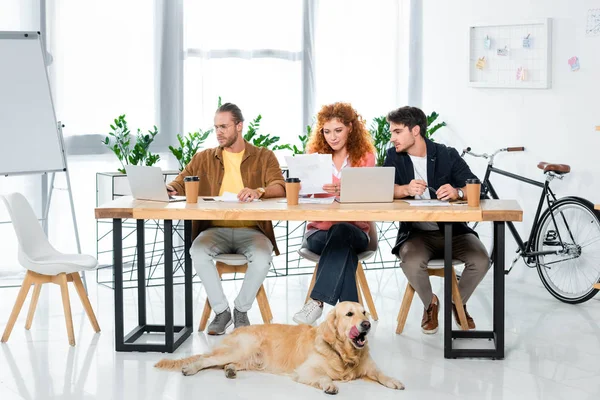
383, 138, 479, 255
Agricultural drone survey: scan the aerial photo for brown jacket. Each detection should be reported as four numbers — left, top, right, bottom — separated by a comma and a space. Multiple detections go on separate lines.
169, 141, 285, 255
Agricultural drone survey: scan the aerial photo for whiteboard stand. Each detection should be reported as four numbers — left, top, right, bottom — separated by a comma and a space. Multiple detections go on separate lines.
0, 32, 86, 291
42, 122, 87, 292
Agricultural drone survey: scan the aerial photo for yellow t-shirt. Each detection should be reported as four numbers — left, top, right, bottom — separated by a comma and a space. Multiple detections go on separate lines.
212, 150, 257, 228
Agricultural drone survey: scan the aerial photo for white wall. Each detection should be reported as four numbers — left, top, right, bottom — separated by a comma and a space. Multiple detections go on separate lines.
423, 0, 600, 284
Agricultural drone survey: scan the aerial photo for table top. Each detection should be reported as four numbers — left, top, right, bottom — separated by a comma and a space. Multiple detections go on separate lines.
95, 197, 522, 222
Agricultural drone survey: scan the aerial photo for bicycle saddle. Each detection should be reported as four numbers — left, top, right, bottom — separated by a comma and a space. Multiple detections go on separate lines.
537, 162, 571, 174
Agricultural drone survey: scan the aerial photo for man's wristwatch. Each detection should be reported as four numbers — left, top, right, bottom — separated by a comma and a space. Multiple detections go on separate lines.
457, 188, 464, 200
256, 187, 266, 198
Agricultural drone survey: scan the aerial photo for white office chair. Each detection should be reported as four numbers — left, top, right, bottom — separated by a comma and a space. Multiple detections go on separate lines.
0, 192, 100, 346
298, 221, 379, 320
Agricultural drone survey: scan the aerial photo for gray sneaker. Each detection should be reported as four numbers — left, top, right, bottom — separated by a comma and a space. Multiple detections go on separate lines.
233, 308, 250, 329
207, 308, 232, 335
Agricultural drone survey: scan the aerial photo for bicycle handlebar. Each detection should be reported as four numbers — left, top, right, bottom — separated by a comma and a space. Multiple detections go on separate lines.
462, 146, 525, 159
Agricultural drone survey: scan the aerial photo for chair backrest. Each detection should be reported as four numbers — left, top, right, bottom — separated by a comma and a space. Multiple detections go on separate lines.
0, 192, 56, 263
365, 221, 378, 252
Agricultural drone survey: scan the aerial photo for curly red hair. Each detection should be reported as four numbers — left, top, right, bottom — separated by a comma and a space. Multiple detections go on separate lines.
307, 102, 375, 167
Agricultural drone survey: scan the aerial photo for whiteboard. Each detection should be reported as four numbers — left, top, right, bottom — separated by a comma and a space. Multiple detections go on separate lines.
0, 31, 65, 176
468, 19, 552, 89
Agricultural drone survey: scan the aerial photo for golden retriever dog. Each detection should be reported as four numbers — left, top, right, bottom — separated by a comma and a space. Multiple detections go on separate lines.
155, 301, 404, 394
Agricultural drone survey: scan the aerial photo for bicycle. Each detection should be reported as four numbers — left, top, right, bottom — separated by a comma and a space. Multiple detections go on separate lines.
462, 146, 600, 304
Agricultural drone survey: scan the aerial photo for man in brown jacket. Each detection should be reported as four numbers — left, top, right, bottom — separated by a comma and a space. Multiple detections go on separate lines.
167, 103, 285, 335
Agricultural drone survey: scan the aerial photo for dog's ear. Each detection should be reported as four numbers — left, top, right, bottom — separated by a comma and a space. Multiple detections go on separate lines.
319, 309, 337, 344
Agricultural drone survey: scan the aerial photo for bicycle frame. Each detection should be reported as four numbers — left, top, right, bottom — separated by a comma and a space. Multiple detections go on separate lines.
481, 164, 564, 259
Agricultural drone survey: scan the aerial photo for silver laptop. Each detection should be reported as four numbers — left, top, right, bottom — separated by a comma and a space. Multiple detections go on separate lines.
125, 165, 185, 202
337, 167, 395, 203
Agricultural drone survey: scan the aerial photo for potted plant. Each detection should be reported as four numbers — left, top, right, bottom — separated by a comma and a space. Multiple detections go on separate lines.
169, 129, 213, 171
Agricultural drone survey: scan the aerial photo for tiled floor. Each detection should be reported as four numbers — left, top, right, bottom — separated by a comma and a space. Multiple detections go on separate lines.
1, 155, 600, 399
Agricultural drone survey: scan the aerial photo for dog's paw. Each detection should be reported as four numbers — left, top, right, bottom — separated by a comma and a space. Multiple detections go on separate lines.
181, 365, 199, 376
383, 377, 405, 390
322, 382, 339, 395
224, 365, 237, 379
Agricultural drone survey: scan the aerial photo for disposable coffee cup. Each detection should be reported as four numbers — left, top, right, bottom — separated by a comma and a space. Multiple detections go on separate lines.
285, 177, 301, 206
466, 178, 481, 207
184, 176, 200, 204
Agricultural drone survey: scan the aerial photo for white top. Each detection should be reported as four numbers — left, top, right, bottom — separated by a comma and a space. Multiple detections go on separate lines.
332, 156, 349, 179
408, 155, 439, 231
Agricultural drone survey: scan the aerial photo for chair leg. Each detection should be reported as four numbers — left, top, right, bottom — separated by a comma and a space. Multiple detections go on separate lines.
356, 262, 378, 321
256, 285, 272, 324
57, 273, 75, 346
356, 278, 364, 306
305, 264, 318, 303
396, 283, 416, 334
71, 273, 100, 333
25, 284, 42, 330
451, 268, 469, 331
2, 271, 33, 342
199, 299, 212, 332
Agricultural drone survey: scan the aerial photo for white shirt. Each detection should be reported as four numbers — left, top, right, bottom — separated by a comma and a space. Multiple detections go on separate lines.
408, 154, 439, 231
332, 156, 349, 179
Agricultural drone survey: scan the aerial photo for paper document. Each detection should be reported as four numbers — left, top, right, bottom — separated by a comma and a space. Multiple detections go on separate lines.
403, 199, 452, 207
284, 154, 332, 195
213, 191, 261, 202
278, 197, 336, 205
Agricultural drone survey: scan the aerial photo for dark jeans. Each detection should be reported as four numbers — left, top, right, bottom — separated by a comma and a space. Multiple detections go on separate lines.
307, 222, 369, 306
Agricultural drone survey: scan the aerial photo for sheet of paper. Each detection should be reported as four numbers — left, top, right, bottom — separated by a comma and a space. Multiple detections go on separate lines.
403, 199, 452, 207
213, 191, 261, 202
277, 197, 336, 205
284, 154, 332, 195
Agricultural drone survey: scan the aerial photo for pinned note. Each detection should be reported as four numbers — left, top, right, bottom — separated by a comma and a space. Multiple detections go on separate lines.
522, 33, 531, 48
568, 56, 580, 71
516, 66, 526, 81
497, 46, 509, 56
484, 35, 491, 49
475, 57, 486, 70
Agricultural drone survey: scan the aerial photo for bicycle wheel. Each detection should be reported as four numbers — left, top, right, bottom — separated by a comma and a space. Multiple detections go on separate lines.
535, 197, 600, 304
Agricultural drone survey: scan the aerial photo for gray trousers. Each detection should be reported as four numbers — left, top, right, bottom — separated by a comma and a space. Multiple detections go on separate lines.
190, 227, 273, 314
399, 231, 490, 308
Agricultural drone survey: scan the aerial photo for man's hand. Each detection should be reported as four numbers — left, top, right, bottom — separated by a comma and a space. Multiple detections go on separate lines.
166, 184, 177, 195
407, 179, 427, 197
436, 184, 458, 201
322, 183, 340, 195
238, 188, 260, 202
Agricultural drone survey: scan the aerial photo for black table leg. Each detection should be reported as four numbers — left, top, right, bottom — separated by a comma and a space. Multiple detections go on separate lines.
114, 219, 193, 353
493, 221, 505, 359
184, 220, 193, 328
113, 219, 124, 352
445, 220, 506, 359
444, 223, 453, 359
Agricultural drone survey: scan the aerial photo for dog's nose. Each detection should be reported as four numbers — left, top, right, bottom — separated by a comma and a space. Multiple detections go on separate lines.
361, 321, 371, 331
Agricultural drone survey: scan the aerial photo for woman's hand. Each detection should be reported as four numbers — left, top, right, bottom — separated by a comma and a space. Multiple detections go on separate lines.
322, 183, 341, 195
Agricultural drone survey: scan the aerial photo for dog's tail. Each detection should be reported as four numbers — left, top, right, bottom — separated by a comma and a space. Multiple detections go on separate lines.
154, 355, 202, 370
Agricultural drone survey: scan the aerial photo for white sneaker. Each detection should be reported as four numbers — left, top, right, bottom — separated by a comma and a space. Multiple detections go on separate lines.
293, 299, 323, 325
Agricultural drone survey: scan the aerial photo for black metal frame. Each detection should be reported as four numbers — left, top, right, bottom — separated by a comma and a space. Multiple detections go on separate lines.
482, 165, 570, 264
113, 219, 193, 353
444, 222, 505, 359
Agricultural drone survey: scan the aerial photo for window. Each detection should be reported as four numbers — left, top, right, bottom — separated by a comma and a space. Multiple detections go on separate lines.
184, 0, 303, 148
49, 0, 155, 139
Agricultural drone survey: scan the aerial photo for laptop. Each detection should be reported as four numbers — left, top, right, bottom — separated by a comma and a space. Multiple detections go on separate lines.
125, 165, 185, 202
337, 167, 395, 203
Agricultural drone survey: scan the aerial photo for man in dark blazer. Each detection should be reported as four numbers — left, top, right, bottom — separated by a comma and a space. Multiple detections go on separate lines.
384, 106, 489, 335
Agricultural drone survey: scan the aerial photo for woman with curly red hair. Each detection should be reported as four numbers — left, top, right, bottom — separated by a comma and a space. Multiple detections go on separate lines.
293, 102, 376, 325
